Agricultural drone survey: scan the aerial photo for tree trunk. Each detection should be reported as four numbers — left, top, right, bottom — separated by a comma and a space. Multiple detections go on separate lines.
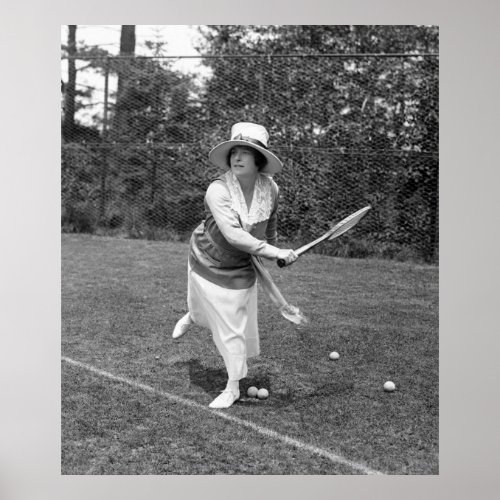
63, 25, 77, 140
113, 25, 136, 137
120, 25, 136, 55
112, 26, 137, 236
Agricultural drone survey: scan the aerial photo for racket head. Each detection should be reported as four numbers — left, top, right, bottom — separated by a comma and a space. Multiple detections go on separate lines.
327, 205, 371, 241
276, 205, 371, 268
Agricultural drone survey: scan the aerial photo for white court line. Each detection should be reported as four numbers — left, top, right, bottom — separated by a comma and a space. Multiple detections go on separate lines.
62, 356, 384, 475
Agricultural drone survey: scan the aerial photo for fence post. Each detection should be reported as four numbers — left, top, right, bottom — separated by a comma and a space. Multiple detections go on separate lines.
147, 140, 157, 238
99, 57, 110, 224
258, 63, 264, 122
429, 172, 439, 262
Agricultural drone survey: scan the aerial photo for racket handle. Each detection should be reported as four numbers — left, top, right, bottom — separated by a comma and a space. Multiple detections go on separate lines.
277, 258, 287, 268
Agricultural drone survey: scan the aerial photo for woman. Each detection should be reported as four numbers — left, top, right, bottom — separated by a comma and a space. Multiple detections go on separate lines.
172, 122, 298, 409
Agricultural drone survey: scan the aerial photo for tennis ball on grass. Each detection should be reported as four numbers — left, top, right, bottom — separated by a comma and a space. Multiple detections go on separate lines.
247, 386, 259, 398
329, 351, 340, 360
383, 381, 396, 392
257, 388, 269, 400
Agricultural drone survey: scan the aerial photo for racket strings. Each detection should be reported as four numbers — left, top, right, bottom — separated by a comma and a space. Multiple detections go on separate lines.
327, 207, 371, 241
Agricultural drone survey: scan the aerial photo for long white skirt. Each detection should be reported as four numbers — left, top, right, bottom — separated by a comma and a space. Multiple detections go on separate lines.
187, 265, 259, 380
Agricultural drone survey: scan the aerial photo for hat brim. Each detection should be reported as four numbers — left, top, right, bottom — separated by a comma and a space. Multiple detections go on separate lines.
208, 140, 283, 175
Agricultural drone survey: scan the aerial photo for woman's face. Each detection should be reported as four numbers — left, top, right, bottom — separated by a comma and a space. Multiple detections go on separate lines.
229, 146, 259, 179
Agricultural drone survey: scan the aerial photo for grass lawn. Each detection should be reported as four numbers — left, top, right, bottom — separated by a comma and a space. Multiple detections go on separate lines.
61, 233, 438, 475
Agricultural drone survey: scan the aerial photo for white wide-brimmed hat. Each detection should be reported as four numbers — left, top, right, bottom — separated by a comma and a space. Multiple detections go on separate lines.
208, 122, 283, 175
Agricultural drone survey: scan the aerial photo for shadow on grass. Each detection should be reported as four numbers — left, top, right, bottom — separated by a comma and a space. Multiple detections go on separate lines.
259, 379, 356, 410
179, 359, 276, 401
177, 358, 354, 410
184, 359, 226, 396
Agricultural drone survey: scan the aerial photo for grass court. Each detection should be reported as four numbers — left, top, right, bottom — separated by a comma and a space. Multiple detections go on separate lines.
62, 234, 438, 475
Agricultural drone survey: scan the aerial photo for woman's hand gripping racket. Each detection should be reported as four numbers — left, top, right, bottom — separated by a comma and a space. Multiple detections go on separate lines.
277, 206, 372, 268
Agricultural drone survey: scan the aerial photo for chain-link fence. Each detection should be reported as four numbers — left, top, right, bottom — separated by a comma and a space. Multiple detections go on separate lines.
61, 53, 438, 262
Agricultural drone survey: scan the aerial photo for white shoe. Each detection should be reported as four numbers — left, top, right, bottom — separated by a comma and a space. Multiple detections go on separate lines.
172, 313, 193, 339
208, 389, 240, 409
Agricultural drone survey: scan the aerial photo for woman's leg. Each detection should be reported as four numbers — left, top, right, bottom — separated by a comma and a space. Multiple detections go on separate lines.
187, 269, 258, 408
172, 312, 193, 339
172, 263, 196, 339
208, 379, 241, 409
208, 287, 259, 409
207, 308, 248, 408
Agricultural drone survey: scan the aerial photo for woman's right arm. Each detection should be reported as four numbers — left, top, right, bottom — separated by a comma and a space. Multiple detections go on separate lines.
206, 181, 292, 261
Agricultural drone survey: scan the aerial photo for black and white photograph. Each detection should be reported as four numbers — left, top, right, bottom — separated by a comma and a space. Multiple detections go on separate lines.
60, 24, 439, 476
5, 0, 500, 497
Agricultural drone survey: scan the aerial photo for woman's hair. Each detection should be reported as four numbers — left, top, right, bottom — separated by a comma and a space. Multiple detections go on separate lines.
227, 146, 268, 170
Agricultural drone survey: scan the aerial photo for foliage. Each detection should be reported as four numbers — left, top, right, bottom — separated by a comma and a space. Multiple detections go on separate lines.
61, 26, 439, 262
196, 25, 438, 150
194, 25, 439, 261
109, 58, 198, 143
61, 144, 100, 232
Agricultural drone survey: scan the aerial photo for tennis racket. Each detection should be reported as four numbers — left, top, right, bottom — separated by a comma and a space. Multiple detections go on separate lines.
277, 205, 371, 268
